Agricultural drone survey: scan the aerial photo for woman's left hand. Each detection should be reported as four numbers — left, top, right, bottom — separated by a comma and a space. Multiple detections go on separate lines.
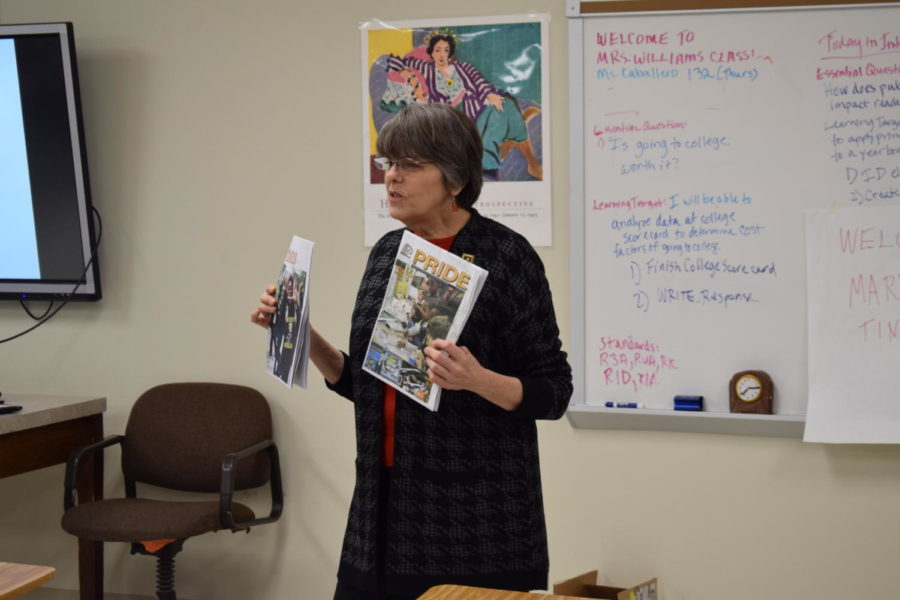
425, 339, 524, 411
424, 339, 482, 391
486, 93, 504, 111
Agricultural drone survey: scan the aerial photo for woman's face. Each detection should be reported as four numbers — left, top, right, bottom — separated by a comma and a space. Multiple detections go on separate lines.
431, 41, 451, 67
385, 159, 457, 229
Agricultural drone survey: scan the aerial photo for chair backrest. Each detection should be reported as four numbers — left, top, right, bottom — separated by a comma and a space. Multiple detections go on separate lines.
122, 382, 273, 493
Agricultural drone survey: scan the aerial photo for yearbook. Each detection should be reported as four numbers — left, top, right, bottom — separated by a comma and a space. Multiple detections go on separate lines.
362, 230, 487, 410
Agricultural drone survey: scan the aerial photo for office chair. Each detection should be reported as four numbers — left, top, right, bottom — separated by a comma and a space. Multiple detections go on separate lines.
61, 382, 283, 600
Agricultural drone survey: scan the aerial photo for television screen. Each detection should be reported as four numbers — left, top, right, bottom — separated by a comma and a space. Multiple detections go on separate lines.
0, 22, 100, 301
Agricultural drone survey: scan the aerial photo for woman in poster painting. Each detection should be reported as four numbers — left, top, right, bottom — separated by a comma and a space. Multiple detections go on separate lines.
382, 30, 543, 180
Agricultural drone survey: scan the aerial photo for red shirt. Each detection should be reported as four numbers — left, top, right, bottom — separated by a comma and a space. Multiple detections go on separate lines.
382, 233, 456, 467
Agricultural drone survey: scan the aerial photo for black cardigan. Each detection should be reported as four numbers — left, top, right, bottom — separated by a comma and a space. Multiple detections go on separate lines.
327, 210, 572, 597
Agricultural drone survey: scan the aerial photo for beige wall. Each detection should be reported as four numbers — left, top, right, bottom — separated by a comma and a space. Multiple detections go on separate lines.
0, 1, 898, 599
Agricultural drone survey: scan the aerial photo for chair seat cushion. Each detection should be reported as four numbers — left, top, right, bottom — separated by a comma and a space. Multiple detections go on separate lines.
61, 498, 256, 542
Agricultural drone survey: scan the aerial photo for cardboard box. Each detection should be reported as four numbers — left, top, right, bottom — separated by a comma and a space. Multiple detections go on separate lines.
553, 570, 657, 600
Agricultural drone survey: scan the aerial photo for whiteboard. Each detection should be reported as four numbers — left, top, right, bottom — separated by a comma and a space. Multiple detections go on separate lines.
567, 1, 900, 433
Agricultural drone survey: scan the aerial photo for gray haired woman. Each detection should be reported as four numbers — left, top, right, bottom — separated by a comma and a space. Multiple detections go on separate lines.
253, 103, 571, 600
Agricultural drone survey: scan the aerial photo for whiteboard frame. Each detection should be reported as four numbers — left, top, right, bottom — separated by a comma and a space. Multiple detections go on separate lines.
564, 0, 896, 437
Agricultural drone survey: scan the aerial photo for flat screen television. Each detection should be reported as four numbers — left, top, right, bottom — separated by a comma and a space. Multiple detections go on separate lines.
0, 22, 101, 301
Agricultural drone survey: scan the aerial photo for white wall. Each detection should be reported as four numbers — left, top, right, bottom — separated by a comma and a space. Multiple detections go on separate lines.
0, 1, 897, 599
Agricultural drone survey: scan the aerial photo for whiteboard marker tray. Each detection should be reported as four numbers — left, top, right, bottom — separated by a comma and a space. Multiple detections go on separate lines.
567, 405, 805, 438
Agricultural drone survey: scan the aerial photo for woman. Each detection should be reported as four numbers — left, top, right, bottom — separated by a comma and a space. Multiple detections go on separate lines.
252, 103, 571, 600
383, 33, 543, 180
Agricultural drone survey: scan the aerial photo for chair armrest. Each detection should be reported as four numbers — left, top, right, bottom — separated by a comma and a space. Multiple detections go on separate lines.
218, 439, 284, 531
64, 434, 124, 510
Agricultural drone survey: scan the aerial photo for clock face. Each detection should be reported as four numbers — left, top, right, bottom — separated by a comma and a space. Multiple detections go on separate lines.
735, 374, 762, 402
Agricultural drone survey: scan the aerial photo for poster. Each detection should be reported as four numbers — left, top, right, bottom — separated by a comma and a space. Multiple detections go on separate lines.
805, 206, 900, 443
361, 14, 551, 246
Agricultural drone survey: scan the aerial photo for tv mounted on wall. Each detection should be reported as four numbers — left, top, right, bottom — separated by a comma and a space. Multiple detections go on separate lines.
0, 22, 101, 301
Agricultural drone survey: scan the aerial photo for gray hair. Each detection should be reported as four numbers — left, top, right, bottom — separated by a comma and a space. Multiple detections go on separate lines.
376, 103, 483, 209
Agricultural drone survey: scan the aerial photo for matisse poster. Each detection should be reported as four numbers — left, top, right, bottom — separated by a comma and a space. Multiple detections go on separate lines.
360, 14, 551, 246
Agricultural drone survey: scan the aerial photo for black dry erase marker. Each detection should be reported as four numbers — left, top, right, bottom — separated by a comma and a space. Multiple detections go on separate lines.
605, 401, 644, 408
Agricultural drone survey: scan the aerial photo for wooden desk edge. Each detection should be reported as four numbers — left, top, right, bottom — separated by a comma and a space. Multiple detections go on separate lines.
0, 395, 106, 436
418, 584, 591, 600
0, 563, 56, 600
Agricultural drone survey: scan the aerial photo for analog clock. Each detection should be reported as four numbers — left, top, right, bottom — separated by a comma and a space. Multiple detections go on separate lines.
729, 370, 773, 414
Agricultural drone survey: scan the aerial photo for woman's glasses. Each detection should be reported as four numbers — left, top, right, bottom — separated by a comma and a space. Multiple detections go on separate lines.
373, 156, 434, 173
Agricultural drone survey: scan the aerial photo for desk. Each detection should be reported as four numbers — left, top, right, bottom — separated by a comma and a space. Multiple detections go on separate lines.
0, 394, 105, 600
0, 562, 56, 599
418, 586, 589, 600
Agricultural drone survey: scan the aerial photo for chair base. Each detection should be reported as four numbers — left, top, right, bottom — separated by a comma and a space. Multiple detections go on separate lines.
130, 539, 186, 600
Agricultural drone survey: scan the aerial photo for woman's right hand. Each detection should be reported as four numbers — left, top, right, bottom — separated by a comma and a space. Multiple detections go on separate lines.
251, 284, 277, 329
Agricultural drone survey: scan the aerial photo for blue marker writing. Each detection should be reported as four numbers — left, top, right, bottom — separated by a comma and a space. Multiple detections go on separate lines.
605, 402, 644, 409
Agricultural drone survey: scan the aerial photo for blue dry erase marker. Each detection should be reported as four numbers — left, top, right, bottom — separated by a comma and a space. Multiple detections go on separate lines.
604, 402, 643, 409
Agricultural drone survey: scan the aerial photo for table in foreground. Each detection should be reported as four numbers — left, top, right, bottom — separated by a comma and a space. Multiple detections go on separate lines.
418, 585, 590, 600
0, 562, 56, 599
0, 394, 106, 600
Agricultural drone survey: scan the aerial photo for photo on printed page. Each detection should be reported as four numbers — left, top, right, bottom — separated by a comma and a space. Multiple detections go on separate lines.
266, 236, 314, 388
362, 231, 486, 410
